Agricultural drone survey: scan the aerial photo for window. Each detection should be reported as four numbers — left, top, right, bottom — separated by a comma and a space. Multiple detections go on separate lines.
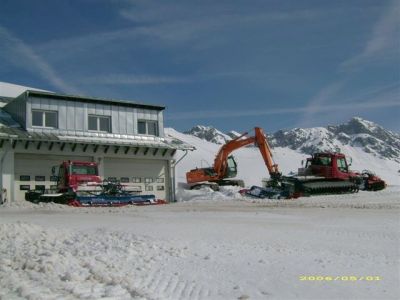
35, 176, 45, 181
120, 177, 129, 183
88, 115, 111, 132
71, 165, 98, 175
20, 185, 30, 191
32, 110, 58, 128
137, 120, 159, 136
157, 185, 165, 191
144, 178, 154, 183
156, 178, 164, 183
337, 158, 348, 172
50, 176, 58, 182
145, 185, 154, 191
35, 185, 45, 191
132, 177, 142, 183
20, 175, 30, 181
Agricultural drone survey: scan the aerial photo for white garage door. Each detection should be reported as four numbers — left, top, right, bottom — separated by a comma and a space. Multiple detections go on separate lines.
104, 157, 168, 200
15, 153, 93, 201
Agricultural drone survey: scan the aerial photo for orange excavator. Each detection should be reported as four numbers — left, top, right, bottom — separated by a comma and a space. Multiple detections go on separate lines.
186, 127, 281, 190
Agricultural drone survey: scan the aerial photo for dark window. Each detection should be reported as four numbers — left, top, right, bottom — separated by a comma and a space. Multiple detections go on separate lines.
157, 185, 165, 191
120, 177, 129, 183
35, 176, 45, 181
88, 115, 111, 133
35, 185, 45, 191
88, 116, 97, 131
138, 121, 146, 134
108, 177, 117, 182
32, 111, 42, 126
20, 175, 30, 181
137, 120, 159, 136
45, 111, 57, 127
32, 110, 58, 128
20, 185, 30, 191
71, 165, 98, 175
145, 185, 153, 191
132, 177, 142, 183
50, 176, 58, 182
156, 178, 164, 183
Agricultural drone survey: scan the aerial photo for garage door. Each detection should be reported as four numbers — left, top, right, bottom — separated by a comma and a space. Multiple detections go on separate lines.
104, 157, 168, 200
15, 153, 93, 201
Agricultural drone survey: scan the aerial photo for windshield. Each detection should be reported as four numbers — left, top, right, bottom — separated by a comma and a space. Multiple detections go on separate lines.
71, 165, 98, 175
337, 158, 348, 172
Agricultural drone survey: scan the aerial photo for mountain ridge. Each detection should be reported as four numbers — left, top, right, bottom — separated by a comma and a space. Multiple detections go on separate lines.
183, 117, 400, 163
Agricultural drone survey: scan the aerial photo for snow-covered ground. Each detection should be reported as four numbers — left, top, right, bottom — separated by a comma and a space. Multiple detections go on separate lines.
1, 186, 399, 299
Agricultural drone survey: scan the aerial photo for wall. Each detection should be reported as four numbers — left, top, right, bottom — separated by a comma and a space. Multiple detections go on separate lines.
2, 94, 163, 137
2, 94, 26, 127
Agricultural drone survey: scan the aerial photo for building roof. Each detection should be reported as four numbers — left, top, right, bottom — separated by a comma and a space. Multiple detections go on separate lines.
0, 81, 50, 98
25, 90, 165, 111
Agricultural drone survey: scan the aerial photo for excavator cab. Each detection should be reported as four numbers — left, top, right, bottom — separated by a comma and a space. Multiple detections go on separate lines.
225, 156, 238, 178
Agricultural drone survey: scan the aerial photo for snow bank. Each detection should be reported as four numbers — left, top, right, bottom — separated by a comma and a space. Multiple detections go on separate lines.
0, 222, 183, 299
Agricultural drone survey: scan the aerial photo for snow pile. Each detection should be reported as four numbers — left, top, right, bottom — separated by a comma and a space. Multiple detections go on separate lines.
0, 222, 184, 299
176, 186, 243, 202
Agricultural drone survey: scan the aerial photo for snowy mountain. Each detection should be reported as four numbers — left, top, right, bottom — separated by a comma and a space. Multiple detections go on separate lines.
185, 117, 400, 163
184, 125, 232, 144
270, 117, 400, 162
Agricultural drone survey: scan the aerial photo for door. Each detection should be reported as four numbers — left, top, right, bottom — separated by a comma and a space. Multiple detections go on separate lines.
14, 153, 93, 201
103, 157, 168, 200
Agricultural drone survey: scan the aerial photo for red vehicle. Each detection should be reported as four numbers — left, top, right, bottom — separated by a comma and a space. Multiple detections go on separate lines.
288, 152, 387, 195
55, 161, 102, 192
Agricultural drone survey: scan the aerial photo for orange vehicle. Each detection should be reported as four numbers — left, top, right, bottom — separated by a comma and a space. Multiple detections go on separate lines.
186, 127, 281, 190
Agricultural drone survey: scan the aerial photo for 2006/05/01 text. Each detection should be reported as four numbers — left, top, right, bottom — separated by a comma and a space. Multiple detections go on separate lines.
299, 276, 381, 281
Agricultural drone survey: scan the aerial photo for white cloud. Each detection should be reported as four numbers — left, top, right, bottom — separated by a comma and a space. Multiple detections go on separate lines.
0, 26, 80, 94
340, 0, 400, 70
84, 74, 191, 85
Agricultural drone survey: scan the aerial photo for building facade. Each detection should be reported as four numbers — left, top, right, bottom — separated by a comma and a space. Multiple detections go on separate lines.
0, 90, 192, 203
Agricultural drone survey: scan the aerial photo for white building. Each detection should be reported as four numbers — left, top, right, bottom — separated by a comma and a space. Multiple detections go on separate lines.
0, 83, 193, 203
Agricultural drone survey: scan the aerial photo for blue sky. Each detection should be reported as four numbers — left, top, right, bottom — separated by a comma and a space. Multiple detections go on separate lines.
0, 0, 399, 133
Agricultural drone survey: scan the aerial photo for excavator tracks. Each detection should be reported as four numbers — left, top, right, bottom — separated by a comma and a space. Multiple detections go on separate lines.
300, 180, 359, 195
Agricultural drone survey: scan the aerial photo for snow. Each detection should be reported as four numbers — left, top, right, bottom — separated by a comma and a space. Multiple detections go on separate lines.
0, 81, 50, 98
1, 187, 399, 299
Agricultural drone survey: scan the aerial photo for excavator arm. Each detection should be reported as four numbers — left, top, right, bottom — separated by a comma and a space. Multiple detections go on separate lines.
213, 127, 280, 180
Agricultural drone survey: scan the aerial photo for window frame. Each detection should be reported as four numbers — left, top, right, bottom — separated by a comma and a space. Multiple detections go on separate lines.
88, 114, 112, 133
137, 119, 159, 137
32, 110, 58, 129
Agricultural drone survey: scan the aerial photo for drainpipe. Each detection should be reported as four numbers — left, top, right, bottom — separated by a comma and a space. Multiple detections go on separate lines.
170, 149, 189, 202
0, 142, 10, 204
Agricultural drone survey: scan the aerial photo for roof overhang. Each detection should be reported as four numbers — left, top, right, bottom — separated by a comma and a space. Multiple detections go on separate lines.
25, 90, 165, 111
